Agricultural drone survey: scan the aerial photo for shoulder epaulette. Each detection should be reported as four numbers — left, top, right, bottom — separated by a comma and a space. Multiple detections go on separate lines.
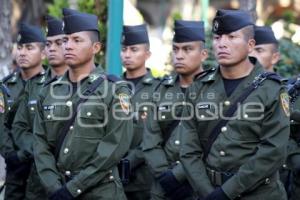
43, 76, 58, 87
264, 72, 282, 83
0, 83, 11, 97
194, 68, 216, 80
2, 72, 16, 83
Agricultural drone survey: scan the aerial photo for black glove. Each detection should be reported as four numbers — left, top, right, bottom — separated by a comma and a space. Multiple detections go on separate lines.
5, 152, 21, 169
158, 170, 193, 200
204, 187, 230, 200
49, 186, 74, 200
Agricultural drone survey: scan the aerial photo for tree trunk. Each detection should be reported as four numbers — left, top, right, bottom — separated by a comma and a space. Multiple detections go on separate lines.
0, 0, 13, 78
239, 0, 257, 23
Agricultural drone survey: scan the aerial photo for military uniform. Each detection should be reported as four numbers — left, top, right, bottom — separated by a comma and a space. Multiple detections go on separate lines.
286, 78, 300, 200
34, 66, 133, 199
180, 59, 289, 199
122, 70, 161, 200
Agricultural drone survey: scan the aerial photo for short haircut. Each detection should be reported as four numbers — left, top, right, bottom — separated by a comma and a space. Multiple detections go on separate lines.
241, 25, 254, 41
272, 43, 279, 53
88, 31, 100, 43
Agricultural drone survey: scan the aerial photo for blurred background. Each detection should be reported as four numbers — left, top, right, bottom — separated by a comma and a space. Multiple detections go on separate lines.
1, 0, 300, 78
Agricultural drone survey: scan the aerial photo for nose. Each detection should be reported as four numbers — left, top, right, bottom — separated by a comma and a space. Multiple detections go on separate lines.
175, 49, 184, 61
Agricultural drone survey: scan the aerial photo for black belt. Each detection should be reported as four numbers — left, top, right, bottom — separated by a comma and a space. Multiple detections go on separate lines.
206, 167, 234, 186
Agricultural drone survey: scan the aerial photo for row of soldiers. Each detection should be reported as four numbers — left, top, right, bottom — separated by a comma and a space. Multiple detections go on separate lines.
0, 7, 299, 200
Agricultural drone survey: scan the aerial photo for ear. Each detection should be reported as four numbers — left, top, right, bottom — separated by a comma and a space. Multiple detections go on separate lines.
41, 49, 46, 60
200, 49, 208, 62
92, 42, 102, 54
145, 50, 151, 60
248, 39, 256, 53
271, 52, 280, 65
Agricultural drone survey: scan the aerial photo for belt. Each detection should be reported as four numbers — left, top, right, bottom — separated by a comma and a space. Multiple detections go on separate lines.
206, 167, 234, 186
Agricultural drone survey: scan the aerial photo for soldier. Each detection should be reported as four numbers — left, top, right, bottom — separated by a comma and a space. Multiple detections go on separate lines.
11, 15, 68, 200
120, 24, 160, 200
250, 26, 280, 72
142, 20, 209, 200
0, 23, 46, 200
179, 9, 289, 200
33, 8, 133, 200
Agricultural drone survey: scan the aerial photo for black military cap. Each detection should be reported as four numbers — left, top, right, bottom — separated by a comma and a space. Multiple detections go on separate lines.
122, 24, 149, 46
62, 8, 99, 35
254, 26, 278, 45
212, 9, 253, 35
173, 20, 205, 43
17, 23, 46, 44
45, 15, 64, 37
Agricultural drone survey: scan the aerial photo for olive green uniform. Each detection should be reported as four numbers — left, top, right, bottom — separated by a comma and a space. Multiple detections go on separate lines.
287, 82, 300, 200
0, 70, 28, 200
142, 73, 196, 200
12, 69, 54, 200
34, 67, 133, 199
122, 70, 161, 200
180, 61, 289, 200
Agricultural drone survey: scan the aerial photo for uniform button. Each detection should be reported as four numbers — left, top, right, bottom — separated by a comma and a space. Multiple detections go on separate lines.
175, 140, 180, 145
162, 115, 166, 119
224, 101, 230, 106
176, 160, 180, 164
220, 151, 226, 156
47, 115, 51, 119
86, 112, 92, 117
109, 175, 114, 180
221, 126, 227, 132
66, 101, 72, 107
65, 171, 71, 176
283, 164, 287, 168
76, 189, 82, 194
30, 107, 35, 111
244, 114, 248, 118
143, 106, 148, 111
63, 148, 69, 154
182, 101, 186, 105
69, 126, 74, 130
109, 170, 113, 173
8, 107, 11, 111
291, 120, 294, 123
265, 178, 270, 184
200, 115, 205, 119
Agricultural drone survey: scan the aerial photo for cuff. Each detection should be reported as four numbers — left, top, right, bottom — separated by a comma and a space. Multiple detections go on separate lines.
171, 162, 186, 183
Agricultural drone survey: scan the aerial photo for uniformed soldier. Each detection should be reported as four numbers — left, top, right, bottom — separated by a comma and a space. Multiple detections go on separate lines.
250, 26, 280, 72
33, 8, 133, 200
120, 24, 160, 200
179, 9, 289, 200
286, 78, 300, 200
0, 23, 46, 200
11, 15, 68, 200
142, 20, 209, 200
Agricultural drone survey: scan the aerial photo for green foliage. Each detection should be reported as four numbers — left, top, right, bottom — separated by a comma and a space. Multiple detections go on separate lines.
47, 0, 108, 67
276, 38, 300, 78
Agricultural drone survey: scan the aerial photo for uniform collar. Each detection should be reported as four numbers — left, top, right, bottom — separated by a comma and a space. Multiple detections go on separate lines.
123, 68, 155, 85
162, 72, 178, 86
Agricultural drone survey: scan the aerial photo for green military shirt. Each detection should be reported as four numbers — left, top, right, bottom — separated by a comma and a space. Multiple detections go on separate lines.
143, 72, 186, 181
0, 70, 26, 157
122, 69, 161, 192
180, 61, 289, 199
33, 66, 133, 198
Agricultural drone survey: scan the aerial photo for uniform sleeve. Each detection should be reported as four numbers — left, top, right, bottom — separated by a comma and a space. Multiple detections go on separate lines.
221, 88, 290, 199
0, 86, 11, 157
179, 90, 214, 197
142, 106, 170, 178
11, 84, 33, 161
33, 95, 63, 194
65, 83, 133, 197
125, 145, 145, 170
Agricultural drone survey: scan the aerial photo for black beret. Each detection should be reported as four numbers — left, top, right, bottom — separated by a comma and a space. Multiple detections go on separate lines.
122, 24, 149, 45
173, 20, 205, 43
254, 26, 278, 45
62, 8, 99, 35
45, 15, 64, 37
212, 9, 253, 35
17, 23, 46, 44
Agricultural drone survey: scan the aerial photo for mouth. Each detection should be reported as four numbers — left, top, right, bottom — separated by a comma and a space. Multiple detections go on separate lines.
174, 63, 185, 68
48, 55, 57, 60
18, 59, 28, 64
64, 54, 75, 59
123, 61, 133, 66
217, 52, 230, 57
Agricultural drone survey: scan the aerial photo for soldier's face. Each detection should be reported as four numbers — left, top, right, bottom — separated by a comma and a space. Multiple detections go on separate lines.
172, 41, 208, 75
62, 31, 99, 68
16, 43, 45, 70
46, 34, 65, 67
212, 29, 255, 67
249, 44, 280, 72
121, 44, 150, 71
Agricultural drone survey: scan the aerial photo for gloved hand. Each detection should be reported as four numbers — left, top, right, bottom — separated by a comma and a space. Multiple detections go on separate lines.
49, 185, 74, 200
5, 152, 21, 169
204, 187, 230, 200
158, 170, 193, 200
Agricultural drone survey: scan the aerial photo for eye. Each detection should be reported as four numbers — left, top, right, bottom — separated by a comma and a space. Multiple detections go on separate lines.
63, 38, 68, 43
46, 42, 51, 48
213, 35, 220, 40
56, 40, 63, 46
